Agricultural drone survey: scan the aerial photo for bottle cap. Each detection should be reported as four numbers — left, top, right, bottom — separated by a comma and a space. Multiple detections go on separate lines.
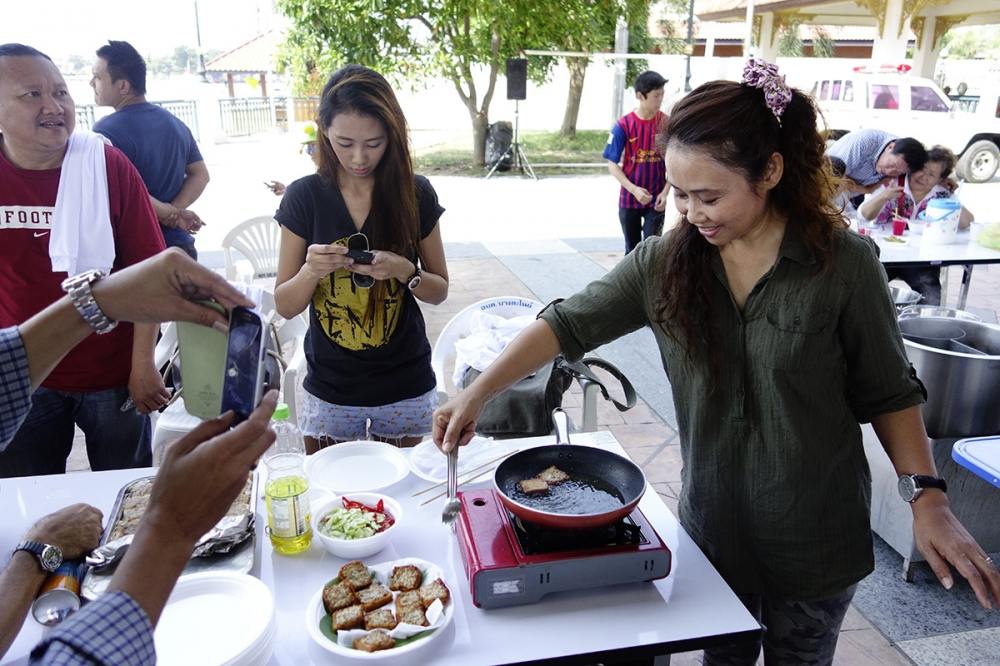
272, 403, 290, 421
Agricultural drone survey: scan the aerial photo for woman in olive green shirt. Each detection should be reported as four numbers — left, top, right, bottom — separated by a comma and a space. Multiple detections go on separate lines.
433, 60, 1000, 664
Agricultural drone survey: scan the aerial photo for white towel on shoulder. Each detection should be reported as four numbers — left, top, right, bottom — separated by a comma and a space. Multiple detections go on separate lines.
49, 130, 116, 275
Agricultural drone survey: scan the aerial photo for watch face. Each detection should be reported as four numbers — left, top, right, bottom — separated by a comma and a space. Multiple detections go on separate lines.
40, 545, 63, 572
407, 274, 421, 290
898, 475, 917, 502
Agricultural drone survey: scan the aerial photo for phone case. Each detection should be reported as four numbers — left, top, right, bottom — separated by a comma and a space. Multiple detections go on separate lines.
176, 301, 228, 419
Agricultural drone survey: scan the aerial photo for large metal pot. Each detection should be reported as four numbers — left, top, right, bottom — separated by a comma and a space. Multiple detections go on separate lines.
898, 305, 982, 323
899, 317, 1000, 438
890, 285, 922, 308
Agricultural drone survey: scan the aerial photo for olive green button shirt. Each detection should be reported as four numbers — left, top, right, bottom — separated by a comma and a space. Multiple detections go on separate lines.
539, 228, 925, 600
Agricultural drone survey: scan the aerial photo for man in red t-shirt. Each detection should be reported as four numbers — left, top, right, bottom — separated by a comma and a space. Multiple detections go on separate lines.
0, 44, 167, 477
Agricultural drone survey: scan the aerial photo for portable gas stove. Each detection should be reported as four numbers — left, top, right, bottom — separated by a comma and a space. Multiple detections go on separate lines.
455, 489, 671, 608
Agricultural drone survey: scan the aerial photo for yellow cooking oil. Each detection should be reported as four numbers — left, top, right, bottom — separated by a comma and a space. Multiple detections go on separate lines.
265, 471, 313, 555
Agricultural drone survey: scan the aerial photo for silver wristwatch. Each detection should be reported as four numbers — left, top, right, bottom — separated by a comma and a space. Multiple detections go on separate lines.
61, 269, 118, 335
13, 540, 63, 572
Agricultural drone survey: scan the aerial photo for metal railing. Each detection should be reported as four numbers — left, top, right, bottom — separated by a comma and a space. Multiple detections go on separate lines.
75, 106, 96, 130
73, 102, 199, 140
219, 97, 272, 137
949, 95, 980, 113
152, 100, 200, 142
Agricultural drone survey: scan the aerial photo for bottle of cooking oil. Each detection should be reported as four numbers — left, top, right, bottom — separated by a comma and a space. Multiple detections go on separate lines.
264, 405, 312, 554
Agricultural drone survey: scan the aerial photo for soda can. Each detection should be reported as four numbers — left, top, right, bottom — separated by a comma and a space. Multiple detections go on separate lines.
32, 561, 82, 626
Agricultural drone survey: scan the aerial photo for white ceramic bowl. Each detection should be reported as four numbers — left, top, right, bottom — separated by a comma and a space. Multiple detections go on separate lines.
312, 492, 402, 559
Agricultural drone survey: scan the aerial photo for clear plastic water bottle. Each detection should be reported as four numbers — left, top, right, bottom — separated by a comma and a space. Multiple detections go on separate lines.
269, 403, 304, 456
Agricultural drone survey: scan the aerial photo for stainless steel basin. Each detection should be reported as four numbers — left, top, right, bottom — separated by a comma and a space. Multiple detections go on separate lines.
899, 318, 1000, 438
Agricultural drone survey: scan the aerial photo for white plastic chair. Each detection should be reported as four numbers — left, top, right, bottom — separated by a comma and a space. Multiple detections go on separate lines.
223, 216, 281, 281
430, 296, 601, 432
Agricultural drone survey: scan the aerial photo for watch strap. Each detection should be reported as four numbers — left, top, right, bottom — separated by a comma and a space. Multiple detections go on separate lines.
61, 269, 118, 335
406, 265, 422, 290
913, 474, 948, 493
12, 540, 58, 572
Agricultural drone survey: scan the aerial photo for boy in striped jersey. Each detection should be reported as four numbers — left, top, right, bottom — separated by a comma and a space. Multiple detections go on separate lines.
603, 70, 668, 253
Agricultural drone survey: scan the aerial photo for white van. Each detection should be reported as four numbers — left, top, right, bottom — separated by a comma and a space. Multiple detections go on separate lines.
811, 69, 1000, 183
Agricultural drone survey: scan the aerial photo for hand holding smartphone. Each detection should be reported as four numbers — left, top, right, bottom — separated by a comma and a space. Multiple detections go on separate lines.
219, 307, 267, 423
345, 248, 374, 264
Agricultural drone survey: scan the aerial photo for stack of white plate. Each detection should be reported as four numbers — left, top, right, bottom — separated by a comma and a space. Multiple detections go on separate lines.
154, 571, 276, 666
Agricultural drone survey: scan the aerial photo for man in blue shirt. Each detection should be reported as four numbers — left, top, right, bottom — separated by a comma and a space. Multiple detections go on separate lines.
827, 128, 926, 198
0, 249, 278, 665
91, 41, 208, 259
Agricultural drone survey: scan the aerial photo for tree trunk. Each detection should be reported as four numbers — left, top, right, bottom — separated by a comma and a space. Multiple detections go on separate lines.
560, 58, 588, 139
471, 111, 489, 167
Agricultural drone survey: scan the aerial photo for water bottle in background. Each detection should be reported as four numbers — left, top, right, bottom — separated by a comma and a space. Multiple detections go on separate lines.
269, 403, 304, 456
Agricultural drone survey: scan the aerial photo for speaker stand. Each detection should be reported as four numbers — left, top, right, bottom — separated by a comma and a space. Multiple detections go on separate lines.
486, 100, 537, 180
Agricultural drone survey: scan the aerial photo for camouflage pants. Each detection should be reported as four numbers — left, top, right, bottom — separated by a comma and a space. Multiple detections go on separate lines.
702, 585, 857, 666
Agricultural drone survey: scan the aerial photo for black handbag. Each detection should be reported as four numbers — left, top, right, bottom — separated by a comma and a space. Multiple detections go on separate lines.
460, 355, 637, 438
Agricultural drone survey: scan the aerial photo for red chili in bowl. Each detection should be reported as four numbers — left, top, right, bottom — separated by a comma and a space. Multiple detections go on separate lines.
341, 497, 395, 532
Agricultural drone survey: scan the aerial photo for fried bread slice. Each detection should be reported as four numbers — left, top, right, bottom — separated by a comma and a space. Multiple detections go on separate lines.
364, 608, 397, 631
398, 606, 428, 627
418, 578, 451, 609
395, 590, 422, 616
357, 583, 393, 612
332, 604, 365, 631
537, 465, 570, 485
518, 478, 549, 495
322, 581, 358, 614
339, 560, 373, 591
353, 629, 395, 652
388, 564, 422, 591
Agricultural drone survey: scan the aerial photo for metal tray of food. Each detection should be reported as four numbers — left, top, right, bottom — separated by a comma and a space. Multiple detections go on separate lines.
82, 472, 257, 601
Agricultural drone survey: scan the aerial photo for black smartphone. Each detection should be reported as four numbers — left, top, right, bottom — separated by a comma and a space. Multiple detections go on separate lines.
346, 248, 374, 264
219, 307, 267, 423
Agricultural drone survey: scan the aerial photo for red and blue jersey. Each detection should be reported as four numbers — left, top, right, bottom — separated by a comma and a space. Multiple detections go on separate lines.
602, 110, 666, 209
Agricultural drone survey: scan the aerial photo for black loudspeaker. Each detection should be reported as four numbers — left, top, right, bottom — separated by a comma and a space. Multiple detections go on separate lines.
506, 58, 527, 101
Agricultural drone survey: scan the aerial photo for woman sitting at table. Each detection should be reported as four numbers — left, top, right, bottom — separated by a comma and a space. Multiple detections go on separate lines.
274, 65, 449, 452
433, 59, 1000, 665
858, 145, 974, 305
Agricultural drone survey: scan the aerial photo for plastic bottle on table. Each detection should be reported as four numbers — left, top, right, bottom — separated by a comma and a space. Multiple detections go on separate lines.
264, 404, 312, 554
268, 403, 305, 456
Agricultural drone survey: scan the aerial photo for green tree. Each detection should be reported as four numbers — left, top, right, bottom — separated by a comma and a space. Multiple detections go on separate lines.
777, 22, 803, 57
550, 0, 651, 138
277, 0, 577, 166
811, 28, 836, 58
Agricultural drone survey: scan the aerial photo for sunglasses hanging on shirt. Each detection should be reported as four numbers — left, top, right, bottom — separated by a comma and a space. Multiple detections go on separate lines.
346, 232, 375, 289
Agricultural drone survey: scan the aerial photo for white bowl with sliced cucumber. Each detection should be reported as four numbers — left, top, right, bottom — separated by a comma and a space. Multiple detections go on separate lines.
312, 492, 402, 559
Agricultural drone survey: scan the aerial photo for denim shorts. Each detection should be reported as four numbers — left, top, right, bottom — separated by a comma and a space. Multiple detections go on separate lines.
299, 388, 438, 442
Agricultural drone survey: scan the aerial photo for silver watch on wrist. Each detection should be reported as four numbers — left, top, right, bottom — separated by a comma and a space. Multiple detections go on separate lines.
61, 269, 118, 335
12, 540, 63, 572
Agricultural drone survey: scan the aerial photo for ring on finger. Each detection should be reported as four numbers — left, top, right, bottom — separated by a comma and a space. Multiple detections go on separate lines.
985, 555, 996, 567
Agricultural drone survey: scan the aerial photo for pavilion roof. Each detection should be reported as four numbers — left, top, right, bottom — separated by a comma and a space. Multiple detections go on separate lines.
205, 30, 282, 74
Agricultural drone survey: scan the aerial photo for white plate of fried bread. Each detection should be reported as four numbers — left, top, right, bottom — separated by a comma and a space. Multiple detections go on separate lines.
305, 557, 454, 659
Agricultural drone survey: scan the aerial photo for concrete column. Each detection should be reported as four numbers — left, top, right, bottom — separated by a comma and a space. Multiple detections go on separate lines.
612, 19, 628, 124
705, 30, 716, 58
757, 13, 779, 62
870, 0, 909, 65
912, 16, 939, 79
744, 0, 756, 56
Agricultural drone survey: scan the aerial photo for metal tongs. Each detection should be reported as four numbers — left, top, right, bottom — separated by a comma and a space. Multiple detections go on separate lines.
441, 447, 461, 530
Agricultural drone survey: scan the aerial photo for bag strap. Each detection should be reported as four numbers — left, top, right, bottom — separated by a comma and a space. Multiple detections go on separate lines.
557, 356, 638, 412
